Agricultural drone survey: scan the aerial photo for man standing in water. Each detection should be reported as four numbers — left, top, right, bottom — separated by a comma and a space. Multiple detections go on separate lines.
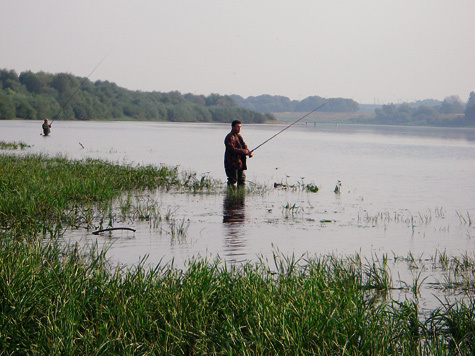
42, 118, 51, 136
224, 120, 251, 188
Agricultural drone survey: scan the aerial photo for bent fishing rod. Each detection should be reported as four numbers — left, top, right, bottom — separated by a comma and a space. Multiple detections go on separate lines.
50, 50, 111, 125
250, 100, 330, 154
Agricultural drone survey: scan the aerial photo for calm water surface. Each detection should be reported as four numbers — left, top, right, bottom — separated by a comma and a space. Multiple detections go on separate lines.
2, 120, 475, 304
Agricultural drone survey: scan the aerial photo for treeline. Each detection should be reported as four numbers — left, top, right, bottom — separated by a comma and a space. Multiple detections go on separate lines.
230, 94, 359, 113
0, 69, 274, 123
368, 93, 475, 126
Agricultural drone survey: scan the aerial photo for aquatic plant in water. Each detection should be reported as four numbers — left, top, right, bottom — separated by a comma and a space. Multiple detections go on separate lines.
273, 177, 320, 193
0, 140, 31, 150
181, 170, 223, 192
282, 202, 304, 219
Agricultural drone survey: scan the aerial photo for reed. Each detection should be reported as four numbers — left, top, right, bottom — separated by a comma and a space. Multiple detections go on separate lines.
1, 240, 474, 355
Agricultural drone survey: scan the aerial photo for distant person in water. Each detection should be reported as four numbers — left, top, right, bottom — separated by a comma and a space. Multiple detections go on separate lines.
224, 120, 251, 188
42, 118, 51, 136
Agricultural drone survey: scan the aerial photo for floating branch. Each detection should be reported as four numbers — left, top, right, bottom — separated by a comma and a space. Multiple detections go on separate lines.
92, 227, 136, 235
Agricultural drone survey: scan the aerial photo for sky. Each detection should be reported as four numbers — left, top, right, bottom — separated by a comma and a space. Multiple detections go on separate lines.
1, 0, 474, 104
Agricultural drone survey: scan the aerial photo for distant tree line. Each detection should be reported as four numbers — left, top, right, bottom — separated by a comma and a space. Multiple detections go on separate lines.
230, 94, 359, 113
370, 94, 475, 126
0, 69, 274, 123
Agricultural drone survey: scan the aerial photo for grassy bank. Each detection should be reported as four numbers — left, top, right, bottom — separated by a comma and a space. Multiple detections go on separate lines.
1, 151, 474, 354
0, 153, 219, 238
1, 240, 474, 355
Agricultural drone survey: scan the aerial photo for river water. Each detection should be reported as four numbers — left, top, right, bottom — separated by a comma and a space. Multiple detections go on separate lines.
2, 120, 475, 305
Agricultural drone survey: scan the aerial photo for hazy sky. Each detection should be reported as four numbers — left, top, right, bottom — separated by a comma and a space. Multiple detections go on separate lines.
1, 0, 474, 104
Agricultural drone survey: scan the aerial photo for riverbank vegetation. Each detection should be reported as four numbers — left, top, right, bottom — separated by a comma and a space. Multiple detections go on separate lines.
367, 98, 474, 127
1, 152, 474, 354
4, 68, 472, 127
0, 153, 220, 238
231, 94, 360, 113
0, 69, 272, 123
233, 93, 475, 127
273, 95, 475, 127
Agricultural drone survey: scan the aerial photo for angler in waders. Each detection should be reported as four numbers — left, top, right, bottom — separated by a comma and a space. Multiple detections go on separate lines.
224, 120, 251, 189
42, 118, 51, 136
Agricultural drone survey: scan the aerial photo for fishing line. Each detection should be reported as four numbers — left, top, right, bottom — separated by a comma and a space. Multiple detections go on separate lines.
250, 100, 330, 154
50, 50, 112, 125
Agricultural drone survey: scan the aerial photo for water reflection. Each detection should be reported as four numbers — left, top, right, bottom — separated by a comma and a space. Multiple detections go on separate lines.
222, 189, 246, 262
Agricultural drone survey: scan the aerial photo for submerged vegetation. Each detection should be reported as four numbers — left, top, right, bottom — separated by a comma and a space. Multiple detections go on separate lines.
1, 151, 474, 354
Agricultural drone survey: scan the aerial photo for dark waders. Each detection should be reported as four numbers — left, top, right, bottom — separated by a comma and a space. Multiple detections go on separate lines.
226, 168, 246, 188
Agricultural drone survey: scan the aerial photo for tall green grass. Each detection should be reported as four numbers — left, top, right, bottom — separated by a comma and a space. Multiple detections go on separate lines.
1, 240, 474, 355
0, 154, 219, 238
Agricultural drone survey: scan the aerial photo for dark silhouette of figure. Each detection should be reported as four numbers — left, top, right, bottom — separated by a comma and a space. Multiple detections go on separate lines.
42, 118, 51, 136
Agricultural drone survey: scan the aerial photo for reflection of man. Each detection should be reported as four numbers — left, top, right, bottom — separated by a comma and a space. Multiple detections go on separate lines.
222, 191, 246, 262
223, 190, 245, 224
224, 120, 251, 188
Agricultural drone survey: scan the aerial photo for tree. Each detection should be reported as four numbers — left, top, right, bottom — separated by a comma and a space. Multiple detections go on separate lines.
19, 71, 45, 94
326, 98, 359, 112
374, 103, 398, 123
0, 92, 16, 118
14, 96, 37, 119
50, 73, 76, 96
414, 105, 437, 121
439, 96, 464, 114
397, 103, 412, 121
191, 105, 212, 122
0, 69, 19, 90
184, 93, 206, 106
29, 95, 60, 119
465, 92, 475, 122
0, 68, 271, 123
205, 94, 235, 107
232, 94, 293, 112
295, 96, 326, 112
167, 105, 195, 122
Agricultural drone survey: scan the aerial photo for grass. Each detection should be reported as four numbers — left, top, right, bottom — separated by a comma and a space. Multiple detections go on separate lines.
0, 140, 31, 150
0, 154, 220, 238
1, 150, 474, 354
1, 240, 474, 355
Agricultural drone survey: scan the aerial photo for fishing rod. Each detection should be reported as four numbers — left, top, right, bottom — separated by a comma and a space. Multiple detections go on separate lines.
50, 50, 111, 125
250, 100, 330, 154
